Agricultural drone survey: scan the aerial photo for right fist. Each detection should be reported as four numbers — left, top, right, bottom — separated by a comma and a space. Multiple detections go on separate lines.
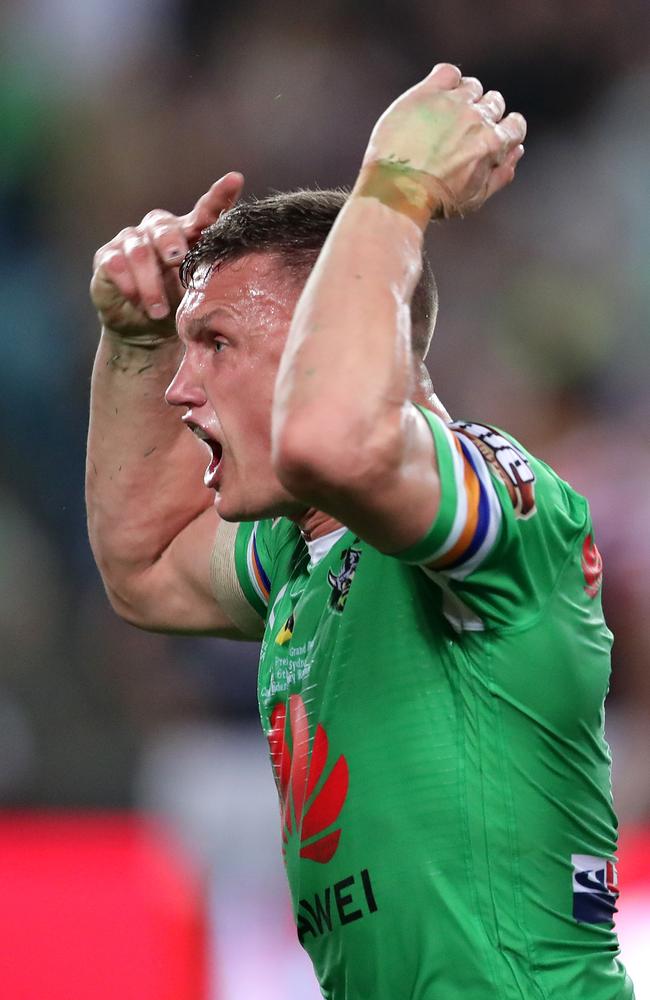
362, 64, 526, 219
90, 172, 244, 340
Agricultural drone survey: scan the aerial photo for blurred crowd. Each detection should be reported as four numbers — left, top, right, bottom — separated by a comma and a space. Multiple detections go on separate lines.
1, 0, 648, 882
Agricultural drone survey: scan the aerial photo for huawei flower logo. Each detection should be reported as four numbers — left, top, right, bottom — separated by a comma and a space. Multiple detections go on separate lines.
581, 533, 603, 598
267, 694, 349, 864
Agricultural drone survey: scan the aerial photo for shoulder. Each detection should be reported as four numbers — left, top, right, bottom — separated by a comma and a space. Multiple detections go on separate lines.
401, 412, 596, 627
450, 418, 588, 526
236, 517, 303, 593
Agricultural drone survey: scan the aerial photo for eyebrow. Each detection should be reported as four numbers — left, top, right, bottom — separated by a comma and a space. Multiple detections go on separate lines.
185, 307, 235, 340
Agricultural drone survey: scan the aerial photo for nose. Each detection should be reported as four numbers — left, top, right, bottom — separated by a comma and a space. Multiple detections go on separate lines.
165, 350, 206, 408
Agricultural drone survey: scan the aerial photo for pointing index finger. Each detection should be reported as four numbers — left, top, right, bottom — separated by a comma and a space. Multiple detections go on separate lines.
181, 171, 245, 242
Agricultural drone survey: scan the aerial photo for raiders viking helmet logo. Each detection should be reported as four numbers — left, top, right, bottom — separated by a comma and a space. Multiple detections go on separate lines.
327, 547, 362, 613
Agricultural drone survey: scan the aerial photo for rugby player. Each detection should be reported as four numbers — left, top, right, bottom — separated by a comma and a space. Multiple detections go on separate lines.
87, 63, 634, 998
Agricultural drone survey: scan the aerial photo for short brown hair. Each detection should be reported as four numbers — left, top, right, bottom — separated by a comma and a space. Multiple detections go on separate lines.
181, 188, 438, 360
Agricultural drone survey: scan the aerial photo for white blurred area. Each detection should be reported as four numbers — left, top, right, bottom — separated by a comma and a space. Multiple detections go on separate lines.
618, 902, 650, 999
136, 724, 322, 999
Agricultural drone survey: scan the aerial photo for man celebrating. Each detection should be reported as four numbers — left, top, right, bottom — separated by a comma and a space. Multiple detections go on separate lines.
87, 64, 633, 998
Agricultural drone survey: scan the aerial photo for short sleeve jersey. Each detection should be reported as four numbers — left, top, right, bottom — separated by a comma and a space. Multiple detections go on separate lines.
230, 408, 634, 1000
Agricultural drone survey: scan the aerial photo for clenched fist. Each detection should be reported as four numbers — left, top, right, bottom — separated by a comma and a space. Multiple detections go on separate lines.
90, 172, 244, 341
361, 63, 526, 221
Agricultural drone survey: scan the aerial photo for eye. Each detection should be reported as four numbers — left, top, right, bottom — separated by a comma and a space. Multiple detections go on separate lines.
213, 339, 226, 354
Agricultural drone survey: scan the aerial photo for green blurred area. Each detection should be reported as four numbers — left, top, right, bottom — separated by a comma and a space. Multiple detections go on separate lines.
0, 0, 648, 826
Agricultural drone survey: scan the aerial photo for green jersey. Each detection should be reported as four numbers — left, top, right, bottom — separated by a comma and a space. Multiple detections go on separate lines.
228, 408, 633, 1000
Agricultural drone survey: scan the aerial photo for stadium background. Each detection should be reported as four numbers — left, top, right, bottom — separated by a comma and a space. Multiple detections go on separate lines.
1, 0, 648, 995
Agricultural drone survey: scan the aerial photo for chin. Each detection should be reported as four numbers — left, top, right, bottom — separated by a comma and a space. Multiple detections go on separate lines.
214, 485, 305, 523
212, 491, 246, 523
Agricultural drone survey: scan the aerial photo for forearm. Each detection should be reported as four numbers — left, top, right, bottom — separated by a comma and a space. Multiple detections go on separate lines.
273, 62, 526, 492
86, 331, 211, 600
272, 193, 425, 482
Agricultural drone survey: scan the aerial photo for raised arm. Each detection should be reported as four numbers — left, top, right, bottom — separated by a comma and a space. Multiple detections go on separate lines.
87, 174, 248, 636
272, 64, 526, 552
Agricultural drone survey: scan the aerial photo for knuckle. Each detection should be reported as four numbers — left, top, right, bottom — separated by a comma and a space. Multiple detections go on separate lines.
93, 246, 108, 268
94, 231, 127, 266
464, 76, 483, 93
485, 93, 505, 118
103, 248, 127, 273
116, 226, 136, 246
141, 208, 171, 226
151, 223, 173, 241
507, 112, 526, 135
152, 225, 184, 249
436, 62, 461, 80
127, 240, 151, 263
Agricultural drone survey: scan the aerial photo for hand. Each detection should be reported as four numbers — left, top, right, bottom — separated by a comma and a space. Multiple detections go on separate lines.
90, 172, 244, 340
362, 64, 526, 218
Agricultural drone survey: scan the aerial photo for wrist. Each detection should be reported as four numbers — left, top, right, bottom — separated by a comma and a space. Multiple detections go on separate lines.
352, 160, 459, 230
100, 329, 182, 375
102, 327, 178, 351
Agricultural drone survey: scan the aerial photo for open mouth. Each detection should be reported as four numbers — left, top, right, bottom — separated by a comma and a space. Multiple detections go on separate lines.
204, 439, 223, 485
187, 422, 224, 488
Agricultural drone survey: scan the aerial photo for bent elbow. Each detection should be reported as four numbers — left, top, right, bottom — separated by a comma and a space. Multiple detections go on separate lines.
272, 416, 401, 503
102, 579, 152, 630
272, 422, 325, 498
92, 557, 160, 630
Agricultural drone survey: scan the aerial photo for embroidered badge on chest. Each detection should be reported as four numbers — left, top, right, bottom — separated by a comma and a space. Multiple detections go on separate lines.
275, 612, 295, 646
327, 547, 362, 613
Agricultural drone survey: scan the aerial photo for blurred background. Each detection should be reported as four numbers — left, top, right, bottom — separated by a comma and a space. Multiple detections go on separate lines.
1, 0, 649, 995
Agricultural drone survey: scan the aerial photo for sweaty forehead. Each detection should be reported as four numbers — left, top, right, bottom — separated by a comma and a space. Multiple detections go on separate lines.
177, 251, 299, 334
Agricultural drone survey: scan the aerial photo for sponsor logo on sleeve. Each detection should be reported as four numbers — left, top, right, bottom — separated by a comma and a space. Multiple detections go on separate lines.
572, 854, 619, 924
453, 421, 537, 519
581, 534, 603, 598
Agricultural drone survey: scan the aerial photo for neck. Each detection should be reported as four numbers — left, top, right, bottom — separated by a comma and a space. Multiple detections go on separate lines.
414, 363, 451, 421
427, 391, 451, 421
293, 507, 344, 541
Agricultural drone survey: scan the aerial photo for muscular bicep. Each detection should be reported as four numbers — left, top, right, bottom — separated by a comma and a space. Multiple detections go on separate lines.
106, 506, 264, 639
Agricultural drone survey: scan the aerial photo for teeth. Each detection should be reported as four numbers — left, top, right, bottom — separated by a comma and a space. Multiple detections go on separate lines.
192, 426, 209, 441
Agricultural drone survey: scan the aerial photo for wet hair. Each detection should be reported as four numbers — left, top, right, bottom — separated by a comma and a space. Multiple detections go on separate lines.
180, 188, 438, 360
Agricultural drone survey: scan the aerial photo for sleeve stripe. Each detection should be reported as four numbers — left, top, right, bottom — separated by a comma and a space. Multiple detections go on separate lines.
432, 434, 483, 568
428, 433, 502, 576
423, 420, 468, 562
444, 436, 503, 580
437, 437, 490, 569
393, 407, 506, 570
246, 522, 271, 606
